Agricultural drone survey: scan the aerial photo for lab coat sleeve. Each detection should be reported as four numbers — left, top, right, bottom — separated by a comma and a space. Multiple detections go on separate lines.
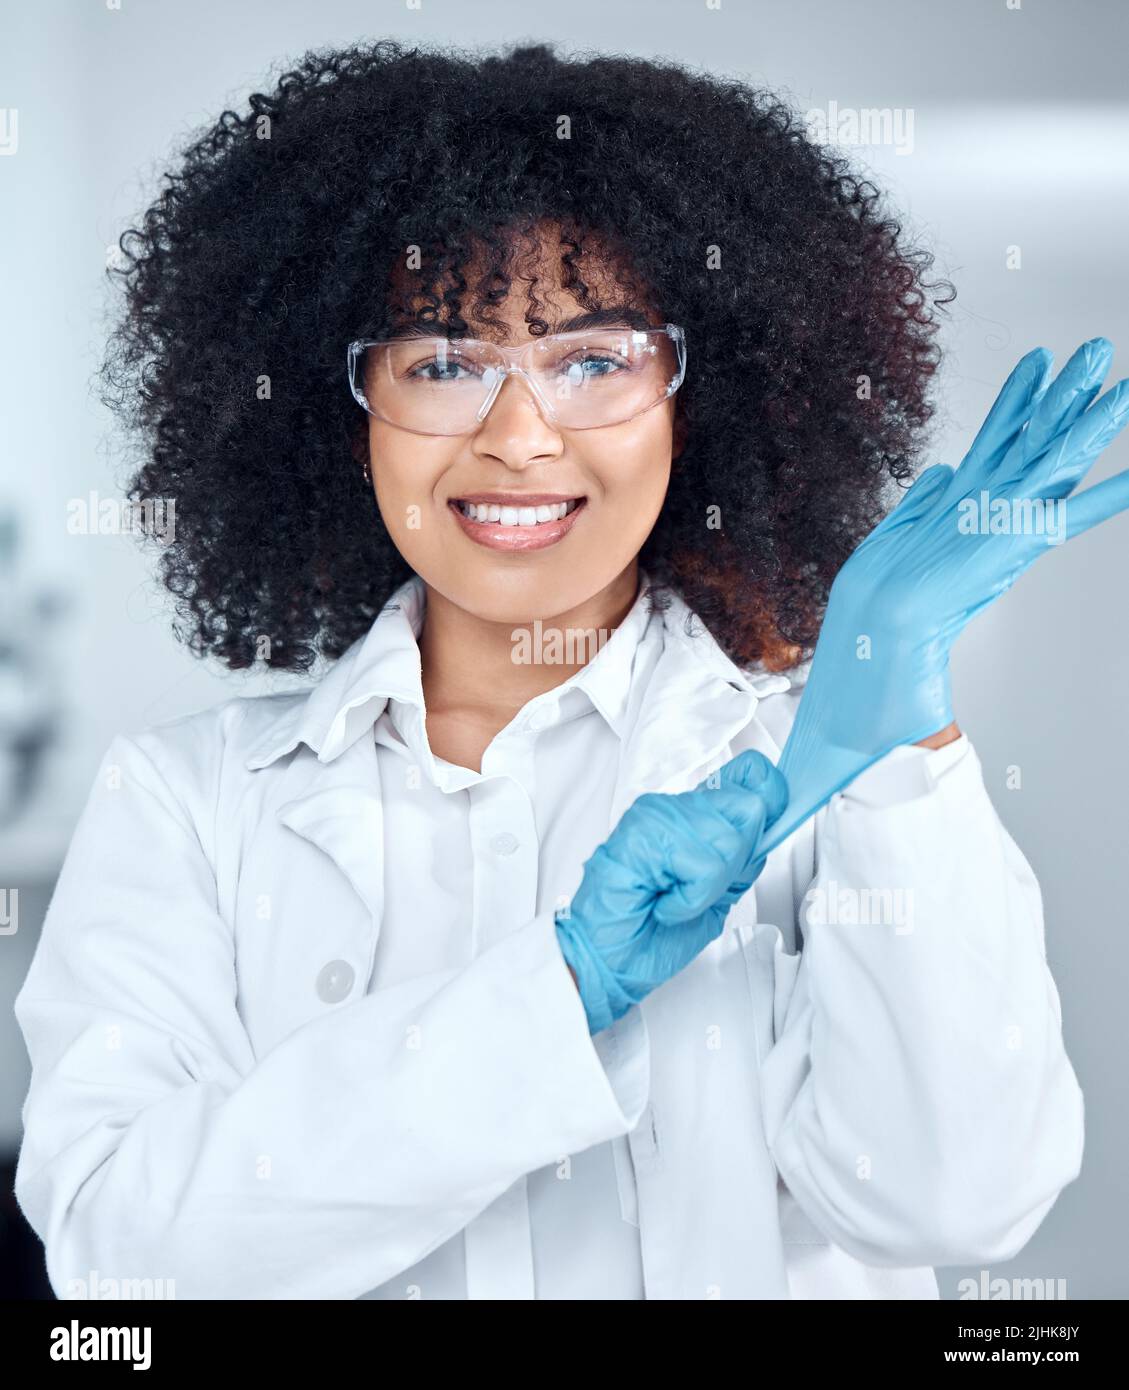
759, 734, 1085, 1268
13, 733, 650, 1300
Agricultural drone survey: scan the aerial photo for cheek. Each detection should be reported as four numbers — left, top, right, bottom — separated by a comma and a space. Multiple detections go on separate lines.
586, 416, 673, 524
368, 425, 450, 548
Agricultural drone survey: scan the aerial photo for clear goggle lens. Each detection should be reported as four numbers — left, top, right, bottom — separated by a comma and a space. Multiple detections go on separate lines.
348, 326, 685, 434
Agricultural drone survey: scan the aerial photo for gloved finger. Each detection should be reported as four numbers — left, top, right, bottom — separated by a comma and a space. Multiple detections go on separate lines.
594, 792, 737, 924
716, 851, 770, 912
571, 834, 665, 924
716, 823, 779, 908
1063, 466, 1129, 542
998, 338, 1114, 486
652, 767, 787, 922
1025, 377, 1129, 498
705, 748, 789, 827
682, 784, 782, 866
956, 346, 1053, 486
650, 824, 740, 924
871, 464, 954, 537
702, 766, 789, 881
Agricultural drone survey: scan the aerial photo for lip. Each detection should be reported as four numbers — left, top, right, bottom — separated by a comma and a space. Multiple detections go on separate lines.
447, 495, 587, 551
452, 493, 583, 506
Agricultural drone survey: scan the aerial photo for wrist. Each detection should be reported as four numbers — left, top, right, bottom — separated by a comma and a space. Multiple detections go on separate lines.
914, 720, 961, 748
554, 912, 629, 1035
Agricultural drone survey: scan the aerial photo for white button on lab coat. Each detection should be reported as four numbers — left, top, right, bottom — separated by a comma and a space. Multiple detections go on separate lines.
366, 575, 654, 1298
12, 574, 1084, 1299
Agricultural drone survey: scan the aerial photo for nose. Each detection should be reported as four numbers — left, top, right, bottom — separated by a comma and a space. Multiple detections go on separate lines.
480, 364, 555, 421
472, 367, 563, 466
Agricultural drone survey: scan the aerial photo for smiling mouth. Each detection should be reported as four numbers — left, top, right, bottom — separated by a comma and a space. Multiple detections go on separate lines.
449, 497, 585, 528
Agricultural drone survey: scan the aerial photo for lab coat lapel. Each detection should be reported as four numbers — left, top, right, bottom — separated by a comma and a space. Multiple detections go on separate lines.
274, 735, 387, 990
612, 637, 759, 816
607, 616, 792, 1299
248, 583, 789, 1300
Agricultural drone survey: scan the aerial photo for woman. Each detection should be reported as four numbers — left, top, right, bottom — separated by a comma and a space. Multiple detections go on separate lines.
14, 39, 1128, 1300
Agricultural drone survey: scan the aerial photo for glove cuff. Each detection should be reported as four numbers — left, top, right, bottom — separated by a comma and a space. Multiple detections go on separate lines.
554, 911, 639, 1035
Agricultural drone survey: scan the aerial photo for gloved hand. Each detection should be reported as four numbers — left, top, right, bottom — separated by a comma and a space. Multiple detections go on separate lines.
555, 749, 788, 1034
757, 337, 1129, 856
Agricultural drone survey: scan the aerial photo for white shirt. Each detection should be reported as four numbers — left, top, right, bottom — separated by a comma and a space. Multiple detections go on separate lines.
13, 572, 1084, 1300
367, 578, 656, 1299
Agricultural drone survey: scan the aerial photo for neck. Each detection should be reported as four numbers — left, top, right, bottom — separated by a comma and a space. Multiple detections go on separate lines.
418, 562, 642, 727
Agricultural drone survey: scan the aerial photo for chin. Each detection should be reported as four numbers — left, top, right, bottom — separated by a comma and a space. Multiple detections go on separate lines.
432, 561, 607, 626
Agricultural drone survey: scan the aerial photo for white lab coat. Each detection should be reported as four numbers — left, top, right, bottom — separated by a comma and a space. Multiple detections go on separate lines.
13, 579, 1084, 1299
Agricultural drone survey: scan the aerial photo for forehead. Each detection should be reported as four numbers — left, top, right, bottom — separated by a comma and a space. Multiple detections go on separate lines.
385, 220, 660, 343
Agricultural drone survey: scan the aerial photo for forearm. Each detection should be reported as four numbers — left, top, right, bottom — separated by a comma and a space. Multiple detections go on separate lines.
14, 731, 648, 1299
17, 913, 643, 1299
913, 719, 962, 749
761, 738, 1083, 1266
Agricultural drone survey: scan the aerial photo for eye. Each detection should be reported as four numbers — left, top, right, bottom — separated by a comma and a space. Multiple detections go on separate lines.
406, 356, 479, 383
560, 351, 628, 380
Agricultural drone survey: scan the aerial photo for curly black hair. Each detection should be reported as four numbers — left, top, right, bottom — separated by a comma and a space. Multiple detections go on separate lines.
101, 37, 953, 674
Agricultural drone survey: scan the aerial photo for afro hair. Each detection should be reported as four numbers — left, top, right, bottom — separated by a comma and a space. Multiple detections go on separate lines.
101, 37, 953, 673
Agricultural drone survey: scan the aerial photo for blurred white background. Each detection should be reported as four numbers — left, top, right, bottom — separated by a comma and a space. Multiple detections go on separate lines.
1, 0, 1126, 1297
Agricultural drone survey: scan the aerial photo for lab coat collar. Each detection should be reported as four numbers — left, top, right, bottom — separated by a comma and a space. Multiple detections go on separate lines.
602, 601, 791, 823
250, 576, 799, 1301
243, 572, 796, 773
243, 583, 421, 772
377, 568, 661, 745
378, 574, 663, 795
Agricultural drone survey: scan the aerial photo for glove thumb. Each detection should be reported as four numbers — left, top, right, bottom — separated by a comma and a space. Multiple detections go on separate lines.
880, 463, 953, 532
709, 749, 788, 828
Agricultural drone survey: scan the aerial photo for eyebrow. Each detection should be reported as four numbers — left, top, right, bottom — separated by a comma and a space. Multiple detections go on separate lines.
384, 307, 656, 341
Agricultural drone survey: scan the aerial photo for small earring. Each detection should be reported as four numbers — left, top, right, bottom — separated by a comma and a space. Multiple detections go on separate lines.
362, 457, 372, 486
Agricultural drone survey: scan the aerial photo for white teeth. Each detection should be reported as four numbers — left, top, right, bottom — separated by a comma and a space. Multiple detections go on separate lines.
457, 499, 581, 526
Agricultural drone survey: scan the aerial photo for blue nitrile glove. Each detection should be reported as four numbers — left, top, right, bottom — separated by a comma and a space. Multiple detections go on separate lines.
757, 337, 1129, 857
555, 749, 788, 1034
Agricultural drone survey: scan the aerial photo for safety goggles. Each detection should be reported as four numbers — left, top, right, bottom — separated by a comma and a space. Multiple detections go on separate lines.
347, 324, 686, 435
